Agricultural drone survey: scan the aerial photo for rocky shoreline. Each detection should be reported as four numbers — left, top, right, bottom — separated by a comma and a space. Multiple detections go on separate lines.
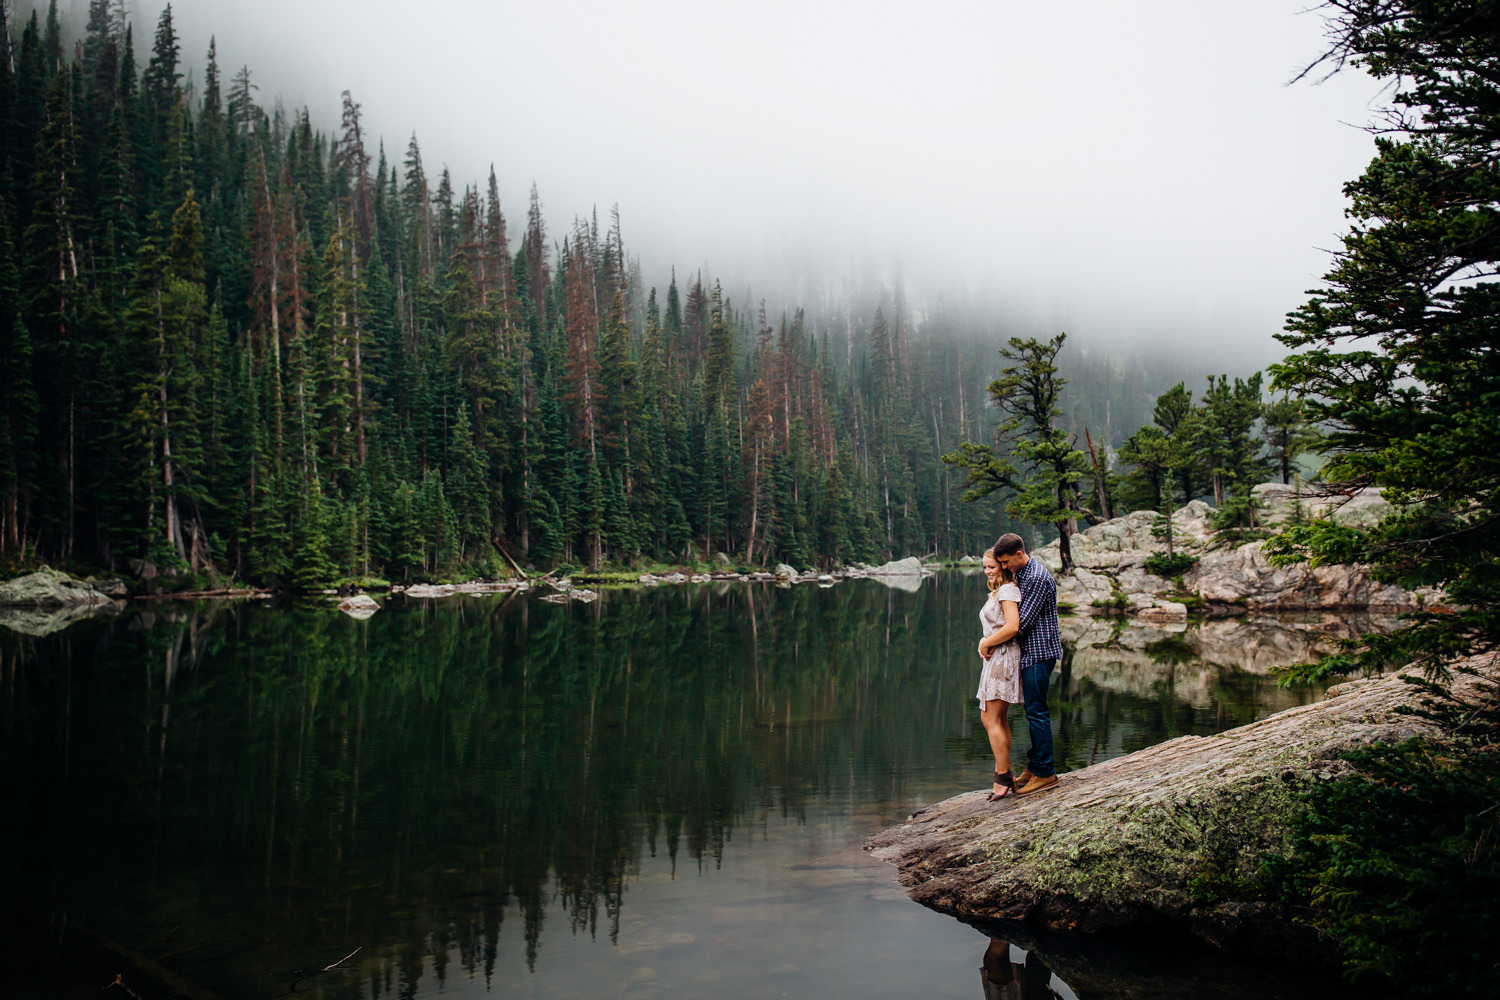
0, 484, 1424, 631
865, 655, 1495, 964
1034, 484, 1434, 621
0, 555, 941, 630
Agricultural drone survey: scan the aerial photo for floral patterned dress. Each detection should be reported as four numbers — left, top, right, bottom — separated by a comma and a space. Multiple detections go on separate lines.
976, 581, 1024, 705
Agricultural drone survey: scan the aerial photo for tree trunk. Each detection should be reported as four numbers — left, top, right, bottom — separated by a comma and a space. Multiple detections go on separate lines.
1085, 427, 1111, 521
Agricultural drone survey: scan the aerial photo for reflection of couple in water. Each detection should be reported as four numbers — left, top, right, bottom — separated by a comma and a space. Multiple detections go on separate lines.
976, 533, 1062, 799
981, 937, 1071, 1000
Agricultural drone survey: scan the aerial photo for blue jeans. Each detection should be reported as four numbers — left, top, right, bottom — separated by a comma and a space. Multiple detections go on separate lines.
1021, 658, 1056, 778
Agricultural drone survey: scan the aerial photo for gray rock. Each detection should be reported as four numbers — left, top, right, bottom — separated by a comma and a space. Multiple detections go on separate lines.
1116, 565, 1172, 595
338, 594, 381, 619
1185, 542, 1422, 612
0, 568, 117, 608
1253, 483, 1393, 530
454, 580, 527, 594
713, 551, 732, 567
868, 556, 926, 577
774, 563, 799, 580
1029, 486, 1422, 616
403, 583, 458, 598
1056, 566, 1116, 607
1136, 601, 1188, 622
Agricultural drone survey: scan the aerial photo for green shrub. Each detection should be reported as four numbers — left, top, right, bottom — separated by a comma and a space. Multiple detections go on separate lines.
1269, 673, 1499, 996
1144, 551, 1198, 578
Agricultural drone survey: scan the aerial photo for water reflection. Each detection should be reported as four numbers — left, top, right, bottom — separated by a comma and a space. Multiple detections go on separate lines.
0, 576, 1364, 1000
981, 938, 1075, 1000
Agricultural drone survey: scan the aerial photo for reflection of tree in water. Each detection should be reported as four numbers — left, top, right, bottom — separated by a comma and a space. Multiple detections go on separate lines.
1, 580, 1346, 999
0, 578, 975, 998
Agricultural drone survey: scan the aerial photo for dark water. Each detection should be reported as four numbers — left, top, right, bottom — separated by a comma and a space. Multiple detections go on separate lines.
1, 574, 1363, 1000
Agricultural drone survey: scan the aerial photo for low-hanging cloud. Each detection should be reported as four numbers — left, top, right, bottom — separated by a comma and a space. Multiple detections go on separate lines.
29, 0, 1382, 369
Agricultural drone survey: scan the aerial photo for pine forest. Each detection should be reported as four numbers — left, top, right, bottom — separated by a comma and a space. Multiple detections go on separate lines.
0, 2, 1302, 588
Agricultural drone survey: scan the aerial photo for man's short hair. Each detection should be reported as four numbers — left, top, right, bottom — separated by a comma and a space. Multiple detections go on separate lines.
992, 533, 1026, 557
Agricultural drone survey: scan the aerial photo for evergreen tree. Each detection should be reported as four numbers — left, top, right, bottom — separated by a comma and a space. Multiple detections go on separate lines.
1262, 8, 1500, 993
1118, 383, 1200, 559
447, 404, 490, 560
1194, 372, 1267, 528
1269, 0, 1500, 679
1260, 395, 1320, 485
943, 334, 1091, 570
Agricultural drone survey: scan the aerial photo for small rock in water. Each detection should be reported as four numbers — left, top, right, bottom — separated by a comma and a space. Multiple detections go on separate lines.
337, 594, 381, 619
403, 583, 457, 598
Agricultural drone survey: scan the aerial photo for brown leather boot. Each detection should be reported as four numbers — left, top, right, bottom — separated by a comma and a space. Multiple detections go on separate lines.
1017, 773, 1059, 795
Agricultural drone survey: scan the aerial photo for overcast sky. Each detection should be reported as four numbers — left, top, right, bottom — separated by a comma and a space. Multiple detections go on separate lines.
31, 0, 1383, 367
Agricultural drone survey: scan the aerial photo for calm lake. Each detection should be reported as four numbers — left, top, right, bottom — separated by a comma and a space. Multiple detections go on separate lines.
2, 573, 1367, 1000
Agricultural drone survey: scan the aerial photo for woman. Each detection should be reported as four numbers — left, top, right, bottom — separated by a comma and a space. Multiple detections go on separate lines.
977, 547, 1024, 800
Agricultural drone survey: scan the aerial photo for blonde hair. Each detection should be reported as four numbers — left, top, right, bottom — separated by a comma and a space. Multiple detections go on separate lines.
984, 549, 1015, 594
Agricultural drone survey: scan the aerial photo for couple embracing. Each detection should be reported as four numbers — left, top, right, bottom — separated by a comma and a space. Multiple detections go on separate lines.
975, 533, 1062, 799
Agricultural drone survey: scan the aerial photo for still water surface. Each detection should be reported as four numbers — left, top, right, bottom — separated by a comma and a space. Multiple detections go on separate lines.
2, 574, 1365, 1000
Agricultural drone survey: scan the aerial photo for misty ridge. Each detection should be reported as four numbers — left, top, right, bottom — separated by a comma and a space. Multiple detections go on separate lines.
0, 1, 1324, 587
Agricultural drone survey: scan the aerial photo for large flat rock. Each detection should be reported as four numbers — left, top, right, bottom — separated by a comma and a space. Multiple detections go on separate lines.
865, 658, 1494, 961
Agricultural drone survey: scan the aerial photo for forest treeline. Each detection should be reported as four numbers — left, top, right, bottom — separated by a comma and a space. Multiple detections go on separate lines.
0, 2, 1310, 587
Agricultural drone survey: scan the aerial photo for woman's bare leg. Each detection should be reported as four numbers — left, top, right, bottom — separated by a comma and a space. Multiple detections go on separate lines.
980, 699, 1013, 796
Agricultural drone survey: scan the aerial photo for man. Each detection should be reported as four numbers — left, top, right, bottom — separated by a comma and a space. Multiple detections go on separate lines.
992, 532, 1061, 794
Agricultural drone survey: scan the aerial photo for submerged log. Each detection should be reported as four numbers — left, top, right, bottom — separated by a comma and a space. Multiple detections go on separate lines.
866, 658, 1496, 963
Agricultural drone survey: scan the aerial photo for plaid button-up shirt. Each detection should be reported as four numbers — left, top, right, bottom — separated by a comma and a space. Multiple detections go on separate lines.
1014, 556, 1062, 662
